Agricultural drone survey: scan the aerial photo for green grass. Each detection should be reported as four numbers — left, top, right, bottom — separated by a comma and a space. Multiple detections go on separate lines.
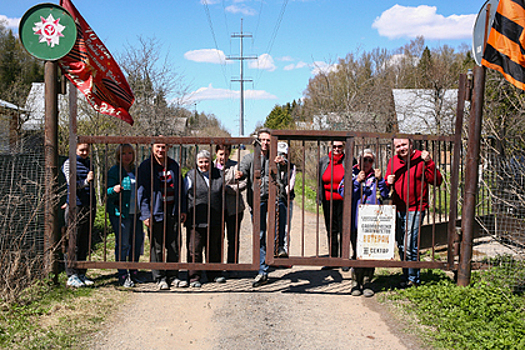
0, 274, 127, 350
385, 256, 525, 350
293, 171, 320, 213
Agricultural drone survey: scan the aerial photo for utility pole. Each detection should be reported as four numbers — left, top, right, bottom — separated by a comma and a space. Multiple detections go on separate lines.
227, 19, 257, 136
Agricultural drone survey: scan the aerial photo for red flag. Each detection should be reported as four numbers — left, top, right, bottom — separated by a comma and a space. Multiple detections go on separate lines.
58, 0, 135, 125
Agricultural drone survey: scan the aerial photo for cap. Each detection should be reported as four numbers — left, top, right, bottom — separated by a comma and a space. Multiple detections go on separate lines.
277, 142, 289, 155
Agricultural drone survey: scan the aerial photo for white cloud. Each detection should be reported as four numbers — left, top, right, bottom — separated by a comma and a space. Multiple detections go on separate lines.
225, 4, 257, 16
372, 5, 476, 40
187, 84, 277, 101
311, 61, 338, 75
249, 53, 276, 72
184, 49, 231, 64
283, 61, 308, 71
278, 56, 295, 62
0, 15, 20, 29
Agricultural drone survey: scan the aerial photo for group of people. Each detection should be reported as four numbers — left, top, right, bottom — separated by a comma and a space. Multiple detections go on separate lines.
62, 132, 295, 290
62, 131, 442, 295
320, 138, 442, 297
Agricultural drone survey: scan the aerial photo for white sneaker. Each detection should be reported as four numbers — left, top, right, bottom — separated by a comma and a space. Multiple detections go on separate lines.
173, 278, 188, 288
252, 273, 268, 287
79, 274, 94, 286
158, 279, 170, 290
67, 275, 85, 288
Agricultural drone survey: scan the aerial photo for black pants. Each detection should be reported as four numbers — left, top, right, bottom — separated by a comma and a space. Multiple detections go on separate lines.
322, 199, 344, 257
186, 225, 222, 281
65, 205, 96, 277
225, 212, 244, 264
149, 215, 180, 282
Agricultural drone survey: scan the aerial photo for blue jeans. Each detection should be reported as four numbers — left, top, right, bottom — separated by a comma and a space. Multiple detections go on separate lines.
109, 214, 144, 277
396, 211, 424, 284
259, 201, 269, 275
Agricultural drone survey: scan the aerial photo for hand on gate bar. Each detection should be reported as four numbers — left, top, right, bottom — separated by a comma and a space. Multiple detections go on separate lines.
112, 184, 122, 193
87, 171, 94, 182
387, 175, 395, 185
144, 218, 150, 228
421, 150, 431, 163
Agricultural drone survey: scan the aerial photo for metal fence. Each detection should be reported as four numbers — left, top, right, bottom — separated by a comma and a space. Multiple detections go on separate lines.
0, 135, 47, 300
0, 132, 524, 293
473, 136, 525, 292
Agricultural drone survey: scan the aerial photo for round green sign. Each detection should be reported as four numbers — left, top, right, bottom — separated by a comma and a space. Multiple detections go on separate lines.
19, 3, 77, 61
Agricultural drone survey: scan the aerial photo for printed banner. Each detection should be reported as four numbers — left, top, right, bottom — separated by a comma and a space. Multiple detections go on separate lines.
58, 0, 135, 125
357, 205, 396, 260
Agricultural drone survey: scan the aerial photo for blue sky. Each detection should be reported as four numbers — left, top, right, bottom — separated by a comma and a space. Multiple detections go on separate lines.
3, 0, 483, 135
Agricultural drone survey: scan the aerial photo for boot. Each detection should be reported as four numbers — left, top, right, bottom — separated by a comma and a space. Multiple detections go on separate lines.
362, 268, 375, 297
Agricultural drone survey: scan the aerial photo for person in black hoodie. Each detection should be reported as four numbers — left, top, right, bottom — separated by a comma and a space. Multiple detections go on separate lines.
137, 141, 187, 290
184, 150, 225, 287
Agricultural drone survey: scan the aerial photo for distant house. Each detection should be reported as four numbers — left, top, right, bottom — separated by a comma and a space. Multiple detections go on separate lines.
392, 89, 459, 135
0, 98, 29, 153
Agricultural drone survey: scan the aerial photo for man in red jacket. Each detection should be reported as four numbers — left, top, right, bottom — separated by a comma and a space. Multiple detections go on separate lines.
386, 138, 442, 287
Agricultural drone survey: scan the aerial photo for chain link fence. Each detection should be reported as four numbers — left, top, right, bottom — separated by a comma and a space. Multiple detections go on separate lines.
0, 133, 47, 303
475, 136, 525, 293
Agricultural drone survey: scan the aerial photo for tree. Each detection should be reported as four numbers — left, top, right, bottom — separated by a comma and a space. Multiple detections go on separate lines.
264, 104, 294, 130
302, 48, 396, 132
118, 36, 190, 136
0, 24, 44, 106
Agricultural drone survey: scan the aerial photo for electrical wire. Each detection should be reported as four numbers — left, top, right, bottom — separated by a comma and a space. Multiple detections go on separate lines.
254, 0, 289, 89
202, 0, 230, 88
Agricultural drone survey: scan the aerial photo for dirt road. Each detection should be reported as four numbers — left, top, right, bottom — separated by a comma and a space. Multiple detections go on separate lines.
89, 197, 422, 350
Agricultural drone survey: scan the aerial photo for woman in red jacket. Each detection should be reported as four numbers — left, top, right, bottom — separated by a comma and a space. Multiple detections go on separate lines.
318, 141, 346, 262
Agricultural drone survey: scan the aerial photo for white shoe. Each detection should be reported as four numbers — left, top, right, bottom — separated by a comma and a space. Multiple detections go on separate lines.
79, 274, 94, 286
66, 275, 85, 288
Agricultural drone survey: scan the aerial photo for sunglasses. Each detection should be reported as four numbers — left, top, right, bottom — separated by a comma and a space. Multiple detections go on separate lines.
333, 145, 344, 149
363, 157, 374, 163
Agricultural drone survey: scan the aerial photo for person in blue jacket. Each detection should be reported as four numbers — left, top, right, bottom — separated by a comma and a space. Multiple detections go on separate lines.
137, 141, 187, 290
338, 148, 388, 297
62, 143, 96, 288
107, 144, 145, 288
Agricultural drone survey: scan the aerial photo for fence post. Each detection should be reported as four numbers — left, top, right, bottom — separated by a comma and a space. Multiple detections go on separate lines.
458, 66, 485, 286
448, 74, 466, 270
44, 61, 59, 282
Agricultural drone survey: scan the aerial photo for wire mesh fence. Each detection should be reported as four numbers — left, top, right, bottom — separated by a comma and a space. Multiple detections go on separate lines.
0, 134, 47, 302
474, 136, 525, 293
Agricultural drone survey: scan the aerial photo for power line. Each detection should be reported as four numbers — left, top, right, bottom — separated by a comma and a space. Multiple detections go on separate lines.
254, 0, 289, 88
202, 0, 230, 87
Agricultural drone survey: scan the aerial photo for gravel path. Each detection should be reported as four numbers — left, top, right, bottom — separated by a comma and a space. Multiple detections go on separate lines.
89, 192, 423, 350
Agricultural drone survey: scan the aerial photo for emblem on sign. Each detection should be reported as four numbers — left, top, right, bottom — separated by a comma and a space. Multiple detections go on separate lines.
19, 4, 76, 61
33, 14, 65, 48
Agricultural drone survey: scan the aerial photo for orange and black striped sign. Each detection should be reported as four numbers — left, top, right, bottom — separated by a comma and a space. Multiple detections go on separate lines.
482, 0, 525, 90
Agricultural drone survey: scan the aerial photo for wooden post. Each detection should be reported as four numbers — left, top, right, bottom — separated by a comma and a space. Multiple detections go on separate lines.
44, 60, 59, 282
458, 66, 485, 286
